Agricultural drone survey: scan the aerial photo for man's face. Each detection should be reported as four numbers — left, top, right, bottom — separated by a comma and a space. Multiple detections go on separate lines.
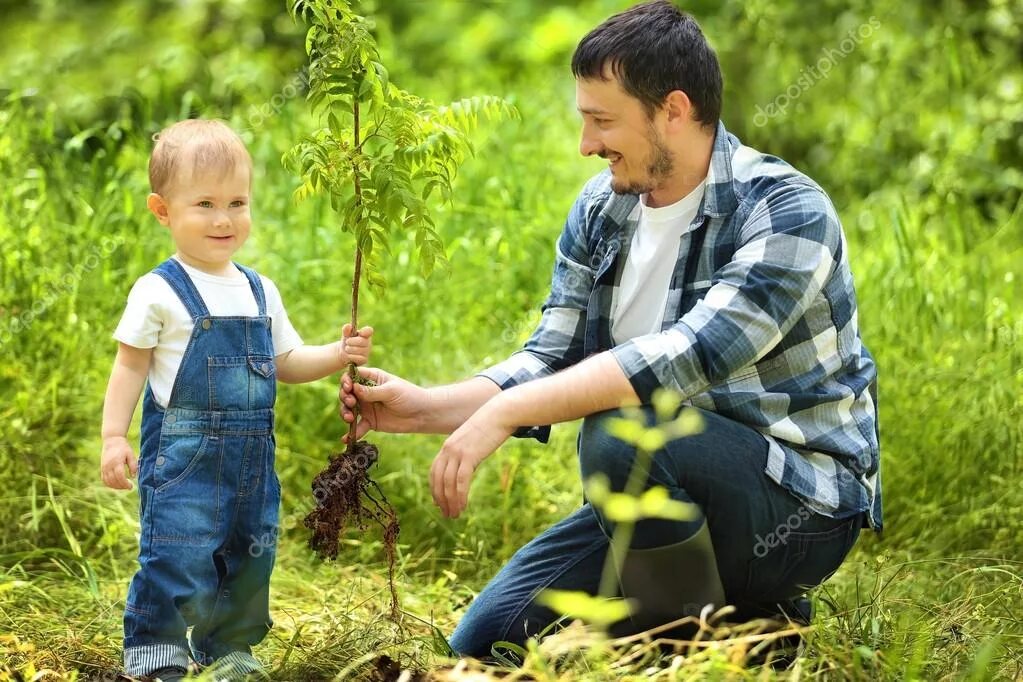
576, 75, 674, 196
149, 162, 252, 275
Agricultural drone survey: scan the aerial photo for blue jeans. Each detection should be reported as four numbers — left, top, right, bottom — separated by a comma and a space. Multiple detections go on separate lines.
449, 407, 862, 658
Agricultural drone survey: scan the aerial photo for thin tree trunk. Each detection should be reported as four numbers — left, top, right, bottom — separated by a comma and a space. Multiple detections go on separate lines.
344, 97, 362, 456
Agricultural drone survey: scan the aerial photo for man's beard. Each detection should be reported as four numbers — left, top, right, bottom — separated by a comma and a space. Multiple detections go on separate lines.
610, 128, 674, 195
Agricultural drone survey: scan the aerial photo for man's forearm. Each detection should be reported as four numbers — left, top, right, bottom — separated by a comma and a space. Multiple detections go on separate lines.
482, 351, 639, 430
420, 376, 502, 435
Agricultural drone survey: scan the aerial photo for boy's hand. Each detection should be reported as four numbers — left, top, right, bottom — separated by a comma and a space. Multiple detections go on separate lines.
341, 323, 374, 366
101, 436, 139, 490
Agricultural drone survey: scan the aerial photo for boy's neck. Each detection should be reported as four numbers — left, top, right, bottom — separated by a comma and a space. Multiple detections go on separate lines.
174, 252, 241, 278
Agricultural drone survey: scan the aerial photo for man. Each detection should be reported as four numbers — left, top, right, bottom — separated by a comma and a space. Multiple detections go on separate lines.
341, 0, 881, 658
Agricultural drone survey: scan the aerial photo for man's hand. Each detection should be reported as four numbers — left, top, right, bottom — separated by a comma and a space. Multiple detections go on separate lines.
341, 367, 431, 440
101, 436, 138, 490
428, 403, 515, 518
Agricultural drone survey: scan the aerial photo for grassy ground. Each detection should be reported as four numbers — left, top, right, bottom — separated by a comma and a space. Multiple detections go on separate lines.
2, 1, 1022, 680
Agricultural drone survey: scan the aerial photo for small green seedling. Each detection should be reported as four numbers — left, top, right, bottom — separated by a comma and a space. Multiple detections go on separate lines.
284, 0, 514, 620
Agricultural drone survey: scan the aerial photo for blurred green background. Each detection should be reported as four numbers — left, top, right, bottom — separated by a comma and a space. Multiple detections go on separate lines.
0, 0, 1021, 679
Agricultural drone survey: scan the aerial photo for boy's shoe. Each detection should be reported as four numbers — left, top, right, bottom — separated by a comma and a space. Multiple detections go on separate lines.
143, 666, 189, 682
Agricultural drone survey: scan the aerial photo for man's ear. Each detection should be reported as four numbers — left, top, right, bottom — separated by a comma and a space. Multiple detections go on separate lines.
662, 90, 694, 130
147, 193, 171, 226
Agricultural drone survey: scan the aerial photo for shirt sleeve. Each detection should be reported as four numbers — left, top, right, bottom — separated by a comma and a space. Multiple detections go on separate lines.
610, 181, 841, 403
113, 275, 165, 349
261, 276, 304, 357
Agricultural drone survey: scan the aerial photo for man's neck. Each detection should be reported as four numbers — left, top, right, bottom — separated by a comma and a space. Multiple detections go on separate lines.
645, 128, 715, 208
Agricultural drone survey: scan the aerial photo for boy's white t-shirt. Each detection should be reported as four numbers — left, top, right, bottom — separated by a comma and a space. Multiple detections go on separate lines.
611, 180, 707, 345
114, 256, 303, 407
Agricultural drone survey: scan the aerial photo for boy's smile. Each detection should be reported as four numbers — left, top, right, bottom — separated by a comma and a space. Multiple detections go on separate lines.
147, 163, 252, 277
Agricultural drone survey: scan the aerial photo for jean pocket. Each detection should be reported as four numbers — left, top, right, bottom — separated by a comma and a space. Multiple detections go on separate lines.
208, 355, 275, 410
150, 435, 222, 545
745, 519, 858, 601
154, 433, 210, 493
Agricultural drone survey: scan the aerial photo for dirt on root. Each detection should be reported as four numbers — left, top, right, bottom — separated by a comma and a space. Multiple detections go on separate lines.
303, 440, 401, 620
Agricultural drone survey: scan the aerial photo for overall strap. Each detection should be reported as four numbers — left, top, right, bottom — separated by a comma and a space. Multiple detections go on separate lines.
234, 263, 267, 317
152, 259, 210, 319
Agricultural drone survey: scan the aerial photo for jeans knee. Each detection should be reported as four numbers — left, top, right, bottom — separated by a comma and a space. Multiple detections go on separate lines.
579, 410, 637, 492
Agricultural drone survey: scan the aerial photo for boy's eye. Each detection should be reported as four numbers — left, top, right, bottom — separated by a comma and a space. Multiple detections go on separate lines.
198, 200, 214, 208
230, 200, 246, 208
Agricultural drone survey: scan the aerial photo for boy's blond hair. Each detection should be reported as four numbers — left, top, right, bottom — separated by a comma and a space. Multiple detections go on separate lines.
149, 119, 252, 196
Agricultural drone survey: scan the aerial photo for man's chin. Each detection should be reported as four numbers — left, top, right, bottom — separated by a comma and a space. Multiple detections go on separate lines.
610, 176, 650, 196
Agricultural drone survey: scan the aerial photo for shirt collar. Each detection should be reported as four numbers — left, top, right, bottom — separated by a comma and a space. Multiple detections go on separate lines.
699, 120, 740, 218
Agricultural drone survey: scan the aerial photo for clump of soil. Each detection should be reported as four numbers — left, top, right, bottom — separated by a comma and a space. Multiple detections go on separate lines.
304, 440, 401, 620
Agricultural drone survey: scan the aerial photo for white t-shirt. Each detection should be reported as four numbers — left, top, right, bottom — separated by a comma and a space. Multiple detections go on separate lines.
611, 181, 707, 345
114, 257, 303, 407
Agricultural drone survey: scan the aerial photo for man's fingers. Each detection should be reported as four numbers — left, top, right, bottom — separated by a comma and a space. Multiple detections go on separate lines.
442, 452, 461, 518
429, 453, 444, 511
354, 381, 389, 404
456, 461, 474, 516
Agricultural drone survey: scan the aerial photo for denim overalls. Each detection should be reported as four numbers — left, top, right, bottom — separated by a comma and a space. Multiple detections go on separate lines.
123, 259, 279, 676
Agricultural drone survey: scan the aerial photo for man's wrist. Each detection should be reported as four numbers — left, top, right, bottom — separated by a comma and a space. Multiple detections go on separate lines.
476, 388, 518, 432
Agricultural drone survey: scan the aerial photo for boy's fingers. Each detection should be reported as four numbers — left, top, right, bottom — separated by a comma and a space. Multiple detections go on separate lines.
129, 455, 139, 476
341, 323, 353, 337
358, 326, 374, 337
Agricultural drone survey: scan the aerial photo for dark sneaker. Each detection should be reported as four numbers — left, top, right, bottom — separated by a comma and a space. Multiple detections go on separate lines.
144, 666, 188, 682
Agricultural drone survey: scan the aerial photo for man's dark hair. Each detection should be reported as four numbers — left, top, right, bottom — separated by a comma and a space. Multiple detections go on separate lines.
572, 0, 723, 128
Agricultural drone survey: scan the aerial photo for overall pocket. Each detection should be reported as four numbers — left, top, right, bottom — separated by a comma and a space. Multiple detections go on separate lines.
208, 355, 275, 410
150, 433, 223, 545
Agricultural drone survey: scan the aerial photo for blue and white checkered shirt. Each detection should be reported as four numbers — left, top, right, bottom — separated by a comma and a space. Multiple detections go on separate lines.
480, 122, 882, 532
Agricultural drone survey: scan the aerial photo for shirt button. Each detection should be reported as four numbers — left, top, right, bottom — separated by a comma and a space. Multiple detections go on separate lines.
201, 319, 212, 330
156, 456, 165, 466
261, 362, 271, 373
166, 414, 177, 424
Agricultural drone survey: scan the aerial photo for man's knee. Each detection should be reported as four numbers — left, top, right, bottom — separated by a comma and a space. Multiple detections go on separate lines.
578, 408, 641, 491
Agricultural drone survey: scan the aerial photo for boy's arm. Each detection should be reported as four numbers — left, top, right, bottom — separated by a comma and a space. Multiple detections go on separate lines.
276, 324, 373, 384
101, 342, 153, 489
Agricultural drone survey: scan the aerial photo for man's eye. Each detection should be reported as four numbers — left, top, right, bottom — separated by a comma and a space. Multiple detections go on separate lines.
198, 200, 213, 208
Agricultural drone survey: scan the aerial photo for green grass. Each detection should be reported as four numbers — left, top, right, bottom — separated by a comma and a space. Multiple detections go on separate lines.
1, 0, 1022, 679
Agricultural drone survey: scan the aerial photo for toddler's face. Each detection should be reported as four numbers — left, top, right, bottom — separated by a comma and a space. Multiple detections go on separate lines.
152, 164, 252, 275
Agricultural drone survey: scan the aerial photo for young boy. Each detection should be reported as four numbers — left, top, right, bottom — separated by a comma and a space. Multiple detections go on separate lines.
100, 119, 372, 681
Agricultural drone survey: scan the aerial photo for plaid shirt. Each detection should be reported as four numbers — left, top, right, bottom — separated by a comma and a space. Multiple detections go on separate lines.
480, 122, 882, 532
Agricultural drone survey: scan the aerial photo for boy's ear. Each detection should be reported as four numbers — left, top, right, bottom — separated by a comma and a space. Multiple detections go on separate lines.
147, 193, 171, 226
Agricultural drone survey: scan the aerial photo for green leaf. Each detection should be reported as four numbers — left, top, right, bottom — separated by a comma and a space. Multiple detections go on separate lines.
328, 111, 343, 138
538, 590, 632, 627
651, 388, 682, 422
602, 417, 645, 446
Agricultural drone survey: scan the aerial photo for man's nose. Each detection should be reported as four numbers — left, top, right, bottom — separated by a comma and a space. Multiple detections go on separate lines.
579, 124, 602, 157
